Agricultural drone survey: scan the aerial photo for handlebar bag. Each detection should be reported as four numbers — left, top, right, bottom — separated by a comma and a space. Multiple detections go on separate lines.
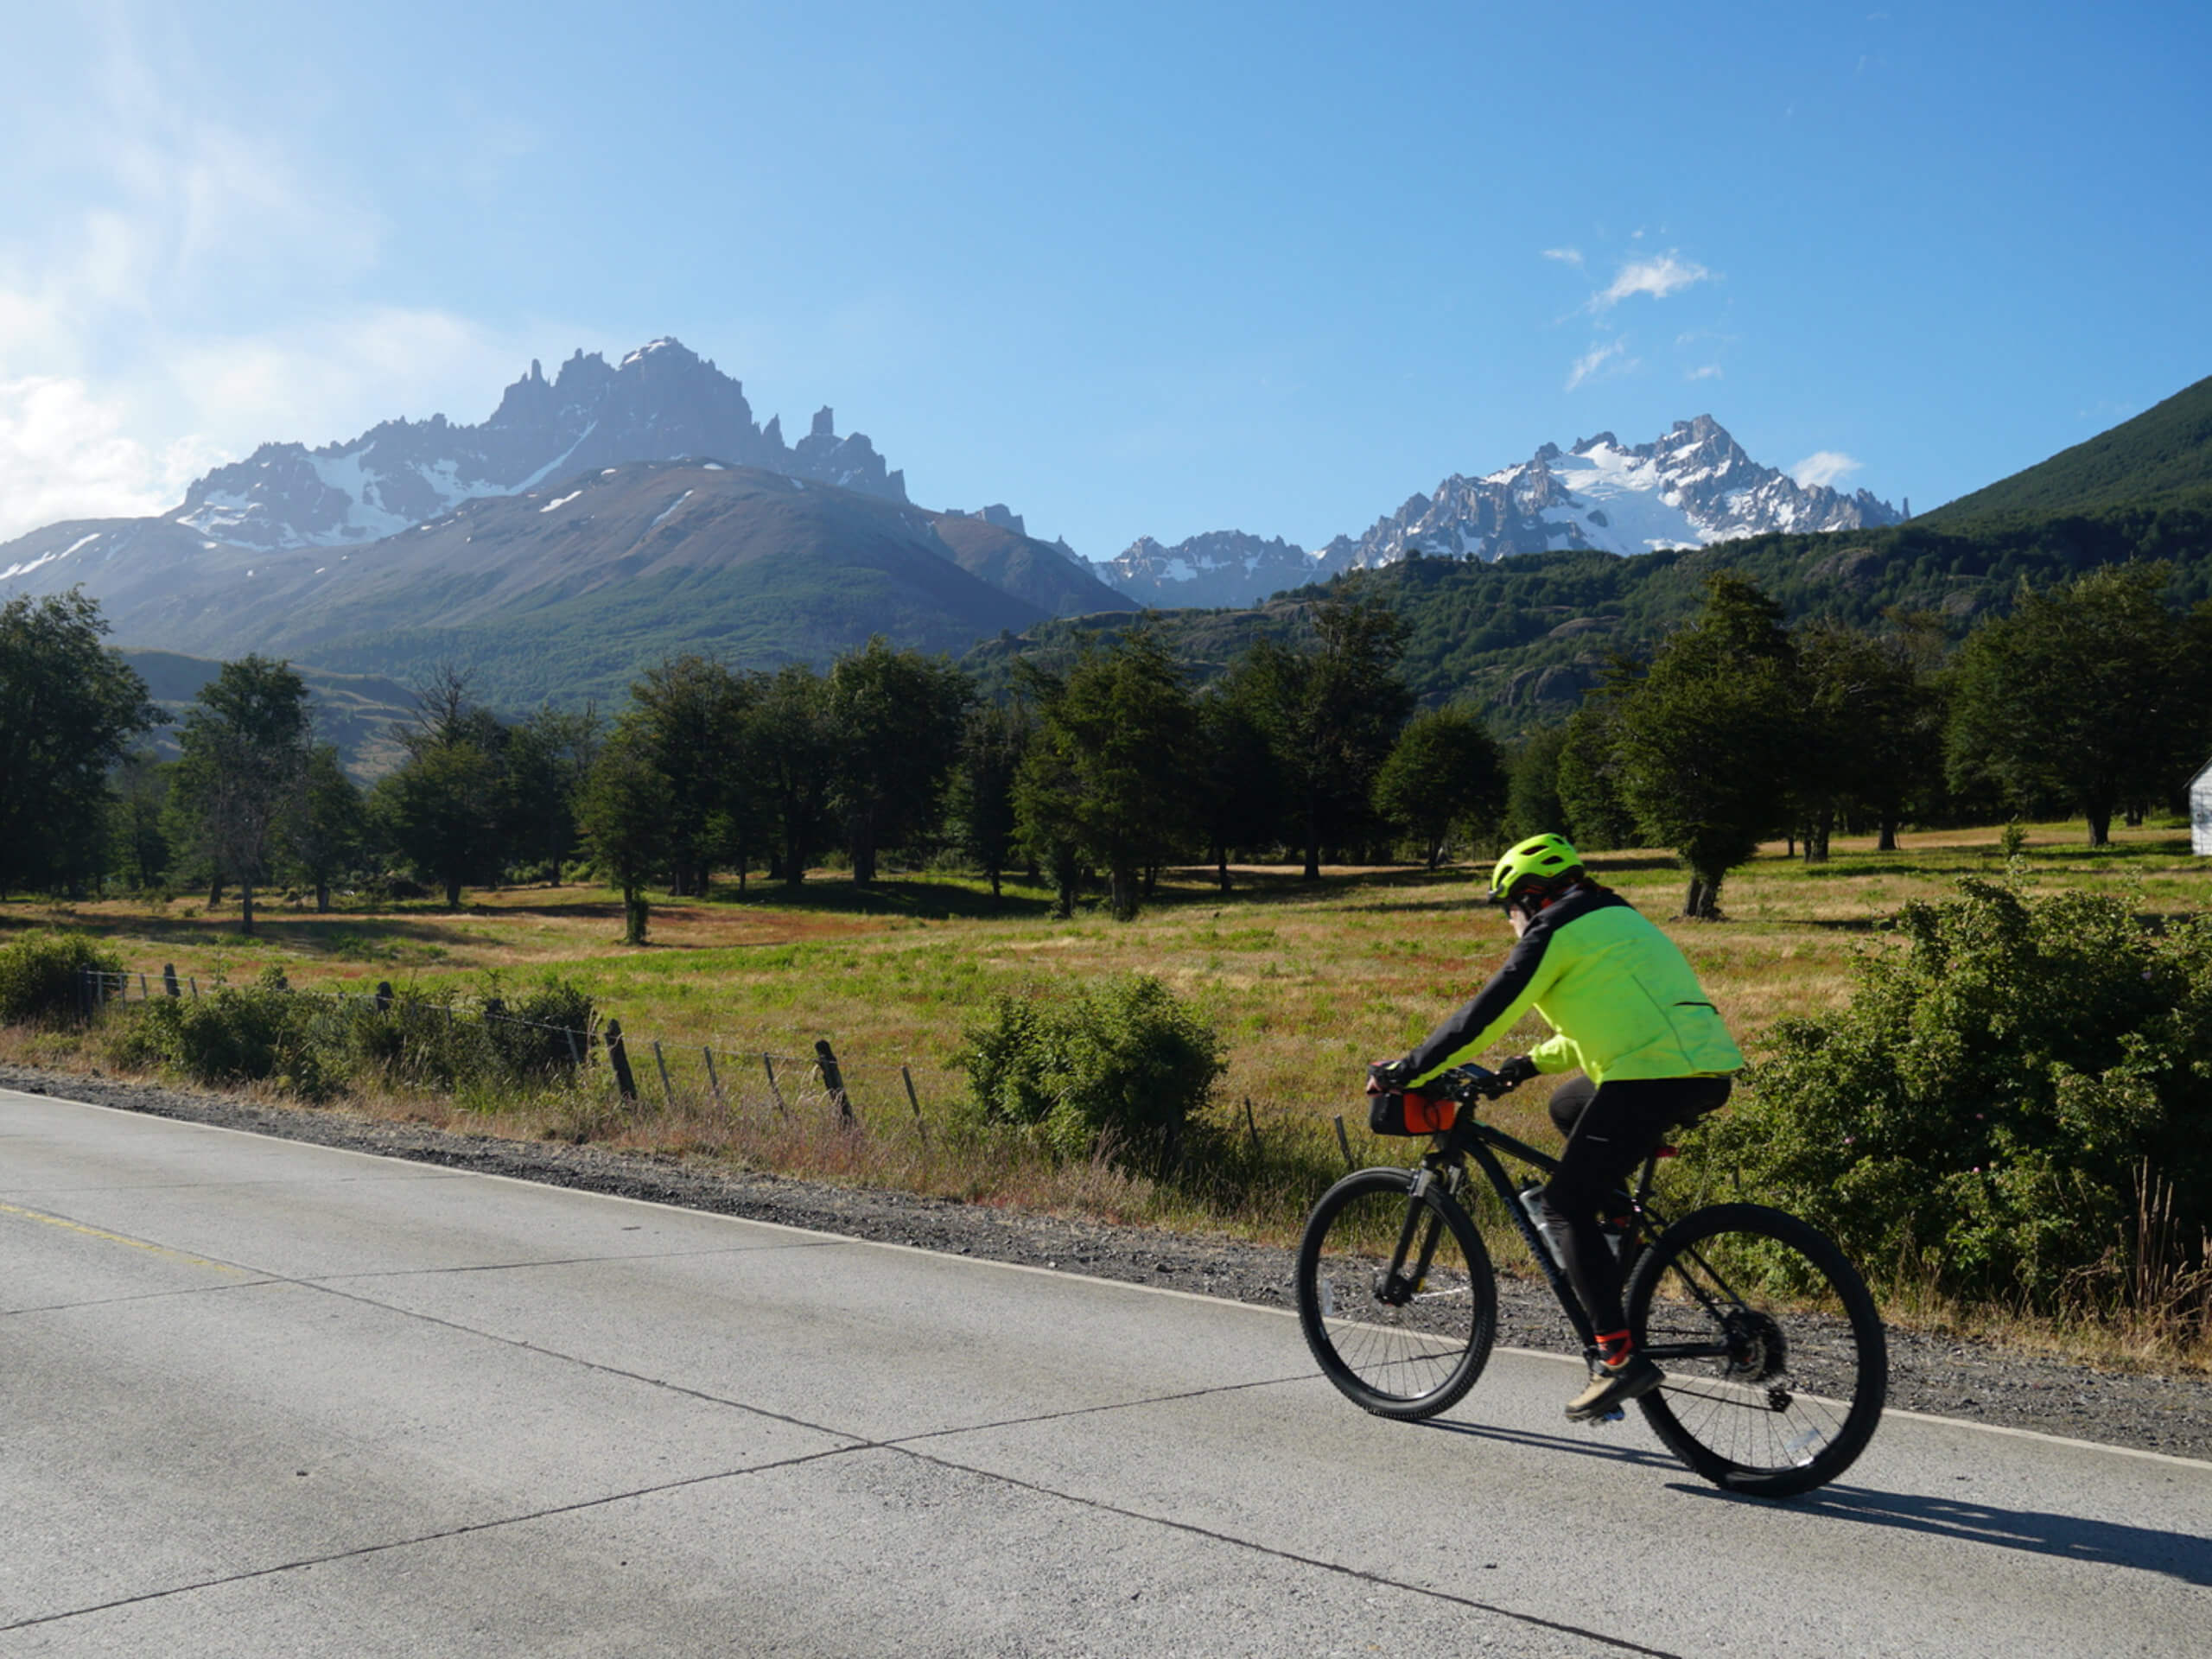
1369, 1089, 1458, 1136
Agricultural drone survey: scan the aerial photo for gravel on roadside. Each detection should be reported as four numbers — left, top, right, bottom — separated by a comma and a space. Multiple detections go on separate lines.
5, 1059, 2209, 1465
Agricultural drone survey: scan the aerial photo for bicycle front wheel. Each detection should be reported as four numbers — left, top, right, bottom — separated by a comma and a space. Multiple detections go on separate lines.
1626, 1203, 1886, 1498
1295, 1167, 1497, 1421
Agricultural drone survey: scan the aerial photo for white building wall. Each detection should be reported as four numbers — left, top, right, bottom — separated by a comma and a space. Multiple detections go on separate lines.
2193, 761, 2212, 856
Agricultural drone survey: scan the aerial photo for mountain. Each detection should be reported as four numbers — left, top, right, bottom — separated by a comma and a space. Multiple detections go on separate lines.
1101, 531, 1316, 611
5, 461, 1130, 708
1101, 416, 1901, 610
1924, 372, 2212, 523
161, 338, 904, 552
982, 497, 2212, 737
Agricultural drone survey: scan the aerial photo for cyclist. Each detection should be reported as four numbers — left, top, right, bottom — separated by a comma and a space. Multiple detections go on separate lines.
1370, 833, 1743, 1422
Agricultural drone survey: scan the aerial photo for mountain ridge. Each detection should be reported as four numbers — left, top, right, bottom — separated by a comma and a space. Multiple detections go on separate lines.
1101, 414, 1902, 609
166, 337, 906, 552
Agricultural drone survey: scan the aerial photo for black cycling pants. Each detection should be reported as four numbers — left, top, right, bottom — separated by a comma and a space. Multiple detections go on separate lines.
1539, 1073, 1732, 1337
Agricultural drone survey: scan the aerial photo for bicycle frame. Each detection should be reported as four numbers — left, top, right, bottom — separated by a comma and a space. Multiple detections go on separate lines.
1411, 1110, 1678, 1357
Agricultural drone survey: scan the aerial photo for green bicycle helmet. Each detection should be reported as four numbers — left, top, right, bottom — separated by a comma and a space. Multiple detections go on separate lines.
1491, 833, 1583, 904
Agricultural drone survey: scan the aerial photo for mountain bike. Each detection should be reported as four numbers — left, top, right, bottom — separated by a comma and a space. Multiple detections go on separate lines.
1294, 1065, 1885, 1498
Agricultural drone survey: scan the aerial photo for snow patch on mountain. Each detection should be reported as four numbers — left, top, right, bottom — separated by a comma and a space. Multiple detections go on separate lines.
1103, 415, 1901, 609
165, 341, 907, 552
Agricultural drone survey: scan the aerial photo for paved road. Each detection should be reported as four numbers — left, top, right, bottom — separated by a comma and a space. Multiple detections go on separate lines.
2, 1088, 2206, 1656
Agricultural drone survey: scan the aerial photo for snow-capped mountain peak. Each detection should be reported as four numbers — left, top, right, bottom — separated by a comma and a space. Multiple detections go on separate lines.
1103, 415, 1899, 608
168, 338, 908, 552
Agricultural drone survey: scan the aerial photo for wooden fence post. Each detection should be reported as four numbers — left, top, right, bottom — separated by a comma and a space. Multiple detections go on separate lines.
373, 981, 394, 1014
702, 1047, 721, 1105
652, 1039, 676, 1109
604, 1020, 639, 1103
1243, 1096, 1262, 1157
763, 1053, 787, 1116
815, 1039, 852, 1124
1333, 1115, 1354, 1172
901, 1065, 926, 1144
162, 963, 180, 998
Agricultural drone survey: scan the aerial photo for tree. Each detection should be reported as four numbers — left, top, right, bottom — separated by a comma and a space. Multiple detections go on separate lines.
1014, 628, 1198, 921
949, 700, 1031, 900
1246, 591, 1414, 879
578, 722, 674, 944
172, 656, 314, 935
1371, 705, 1507, 870
629, 658, 749, 895
826, 637, 972, 886
375, 668, 511, 908
1945, 563, 2206, 847
1192, 666, 1286, 893
0, 590, 155, 899
1611, 573, 1803, 918
109, 752, 174, 893
1502, 724, 1568, 845
505, 705, 601, 886
1553, 689, 1641, 852
283, 746, 365, 912
750, 664, 837, 887
1791, 621, 1942, 860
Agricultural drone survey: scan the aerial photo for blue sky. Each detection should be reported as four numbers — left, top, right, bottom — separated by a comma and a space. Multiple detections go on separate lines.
2, 0, 2207, 554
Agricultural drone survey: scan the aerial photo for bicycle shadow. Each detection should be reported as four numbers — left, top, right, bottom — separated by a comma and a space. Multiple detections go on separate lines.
1415, 1415, 1680, 1472
1669, 1481, 2212, 1586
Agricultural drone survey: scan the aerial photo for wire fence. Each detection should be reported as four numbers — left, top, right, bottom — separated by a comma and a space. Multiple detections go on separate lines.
73, 965, 937, 1136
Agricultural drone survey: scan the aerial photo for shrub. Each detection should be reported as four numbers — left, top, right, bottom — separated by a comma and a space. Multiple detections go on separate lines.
120, 966, 344, 1100
958, 974, 1225, 1169
1712, 877, 2212, 1306
0, 931, 126, 1025
115, 969, 598, 1105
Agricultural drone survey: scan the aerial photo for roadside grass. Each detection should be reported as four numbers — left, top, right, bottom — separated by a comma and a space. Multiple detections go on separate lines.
6, 817, 2207, 1367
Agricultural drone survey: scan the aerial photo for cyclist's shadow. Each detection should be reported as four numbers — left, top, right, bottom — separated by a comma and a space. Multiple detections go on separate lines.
1672, 1482, 2212, 1586
1415, 1415, 1681, 1472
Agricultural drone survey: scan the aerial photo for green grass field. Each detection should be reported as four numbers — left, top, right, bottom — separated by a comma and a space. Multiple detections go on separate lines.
7, 817, 2202, 1165
8, 817, 2207, 1361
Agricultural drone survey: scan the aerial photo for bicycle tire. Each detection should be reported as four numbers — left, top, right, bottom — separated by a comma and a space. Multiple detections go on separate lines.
1295, 1166, 1497, 1421
1625, 1202, 1885, 1497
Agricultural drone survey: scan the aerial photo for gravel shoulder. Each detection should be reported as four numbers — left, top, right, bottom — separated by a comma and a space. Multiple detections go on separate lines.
6, 1059, 2209, 1465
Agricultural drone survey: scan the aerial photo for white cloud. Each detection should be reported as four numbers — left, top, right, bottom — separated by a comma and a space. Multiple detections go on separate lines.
1688, 365, 1724, 381
1541, 246, 1585, 268
0, 376, 206, 542
1791, 450, 1863, 489
1566, 339, 1635, 391
0, 17, 594, 543
1595, 251, 1713, 309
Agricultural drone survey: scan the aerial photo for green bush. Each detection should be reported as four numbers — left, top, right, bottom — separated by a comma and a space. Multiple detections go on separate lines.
0, 931, 126, 1025
121, 966, 344, 1100
117, 969, 597, 1105
958, 974, 1226, 1169
1713, 877, 2212, 1306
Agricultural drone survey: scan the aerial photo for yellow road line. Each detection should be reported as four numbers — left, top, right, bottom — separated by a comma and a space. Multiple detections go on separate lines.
0, 1201, 245, 1275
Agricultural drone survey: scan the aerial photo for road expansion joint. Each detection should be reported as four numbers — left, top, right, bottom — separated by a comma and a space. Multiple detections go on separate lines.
0, 1441, 874, 1636
4, 1277, 284, 1319
881, 1444, 1688, 1658
880, 1370, 1322, 1449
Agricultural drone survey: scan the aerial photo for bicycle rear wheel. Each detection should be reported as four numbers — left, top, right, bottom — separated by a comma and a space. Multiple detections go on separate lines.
1295, 1167, 1496, 1421
1626, 1202, 1885, 1497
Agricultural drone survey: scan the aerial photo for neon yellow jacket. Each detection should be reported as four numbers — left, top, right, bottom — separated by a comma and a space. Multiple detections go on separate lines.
1403, 886, 1743, 1087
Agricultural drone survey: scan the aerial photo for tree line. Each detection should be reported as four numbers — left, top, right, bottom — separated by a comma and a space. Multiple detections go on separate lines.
1513, 561, 2212, 915
5, 559, 2206, 931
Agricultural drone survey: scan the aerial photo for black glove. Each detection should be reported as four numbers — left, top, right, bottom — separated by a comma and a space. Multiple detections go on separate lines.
1367, 1058, 1414, 1094
1494, 1055, 1539, 1089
